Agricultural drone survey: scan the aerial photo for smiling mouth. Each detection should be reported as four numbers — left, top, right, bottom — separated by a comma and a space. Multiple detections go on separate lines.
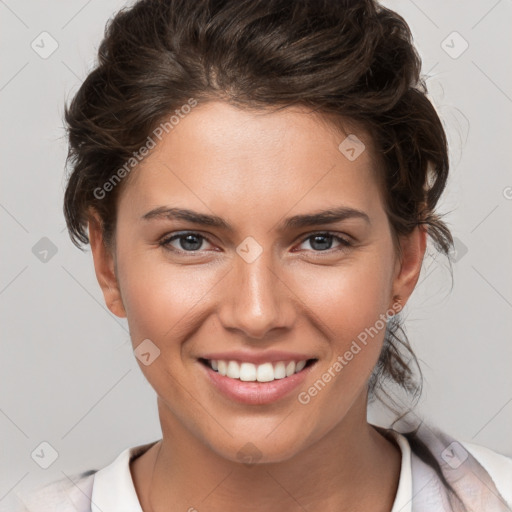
199, 358, 317, 383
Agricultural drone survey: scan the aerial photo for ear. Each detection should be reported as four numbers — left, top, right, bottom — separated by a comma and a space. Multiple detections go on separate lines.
391, 225, 427, 311
88, 211, 127, 318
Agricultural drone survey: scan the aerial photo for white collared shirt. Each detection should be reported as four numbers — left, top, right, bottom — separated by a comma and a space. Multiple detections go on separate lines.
12, 432, 512, 512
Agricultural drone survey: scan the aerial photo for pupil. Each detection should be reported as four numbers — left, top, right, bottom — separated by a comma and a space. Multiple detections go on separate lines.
311, 234, 332, 251
181, 234, 202, 251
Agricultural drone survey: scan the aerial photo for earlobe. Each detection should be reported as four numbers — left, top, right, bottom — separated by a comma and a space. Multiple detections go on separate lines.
88, 212, 127, 318
391, 226, 427, 310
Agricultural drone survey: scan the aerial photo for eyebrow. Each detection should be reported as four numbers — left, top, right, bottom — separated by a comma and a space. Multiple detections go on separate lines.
141, 206, 371, 231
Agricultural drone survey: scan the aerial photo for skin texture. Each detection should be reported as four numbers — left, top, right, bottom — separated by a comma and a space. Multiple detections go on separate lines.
89, 101, 427, 511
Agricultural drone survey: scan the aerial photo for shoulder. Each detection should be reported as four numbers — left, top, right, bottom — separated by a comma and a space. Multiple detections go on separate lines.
8, 440, 158, 512
378, 420, 512, 510
459, 440, 512, 506
400, 423, 512, 510
9, 470, 97, 512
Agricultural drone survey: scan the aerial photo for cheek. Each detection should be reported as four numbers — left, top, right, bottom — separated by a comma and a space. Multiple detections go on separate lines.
290, 248, 395, 409
115, 245, 217, 345
115, 251, 220, 407
292, 251, 394, 345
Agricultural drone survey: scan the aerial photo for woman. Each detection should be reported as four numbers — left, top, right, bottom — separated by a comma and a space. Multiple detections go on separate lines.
14, 0, 512, 511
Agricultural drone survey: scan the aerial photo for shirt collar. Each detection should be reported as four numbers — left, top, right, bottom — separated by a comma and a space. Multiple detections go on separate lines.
90, 434, 411, 512
91, 441, 158, 512
389, 430, 413, 512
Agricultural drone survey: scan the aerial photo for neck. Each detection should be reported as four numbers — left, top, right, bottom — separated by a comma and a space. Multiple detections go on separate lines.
132, 395, 401, 512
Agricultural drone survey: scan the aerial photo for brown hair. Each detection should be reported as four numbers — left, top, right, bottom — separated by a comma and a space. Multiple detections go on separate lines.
63, 0, 453, 435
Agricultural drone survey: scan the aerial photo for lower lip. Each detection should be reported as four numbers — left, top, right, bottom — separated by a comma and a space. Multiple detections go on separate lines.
199, 361, 315, 405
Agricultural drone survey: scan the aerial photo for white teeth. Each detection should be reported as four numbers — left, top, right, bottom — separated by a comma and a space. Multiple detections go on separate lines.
226, 361, 240, 379
239, 362, 257, 381
256, 362, 274, 382
207, 359, 310, 382
217, 360, 227, 376
273, 361, 286, 379
285, 361, 296, 377
295, 360, 306, 372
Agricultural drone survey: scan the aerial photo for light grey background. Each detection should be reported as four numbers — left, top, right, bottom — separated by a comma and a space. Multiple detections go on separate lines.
1, 0, 511, 506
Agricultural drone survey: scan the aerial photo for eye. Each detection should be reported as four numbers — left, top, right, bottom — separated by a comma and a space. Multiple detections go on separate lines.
158, 231, 353, 255
159, 232, 215, 253
296, 232, 353, 253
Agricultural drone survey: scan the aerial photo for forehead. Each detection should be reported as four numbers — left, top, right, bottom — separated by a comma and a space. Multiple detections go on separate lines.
119, 101, 384, 218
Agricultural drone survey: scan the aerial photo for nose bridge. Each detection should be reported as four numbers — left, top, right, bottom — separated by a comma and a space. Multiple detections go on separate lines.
220, 246, 292, 339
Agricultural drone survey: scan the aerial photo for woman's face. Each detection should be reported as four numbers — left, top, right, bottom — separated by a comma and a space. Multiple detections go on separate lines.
91, 100, 424, 463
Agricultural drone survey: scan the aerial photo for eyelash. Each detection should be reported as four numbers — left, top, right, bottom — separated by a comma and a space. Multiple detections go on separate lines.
158, 231, 353, 255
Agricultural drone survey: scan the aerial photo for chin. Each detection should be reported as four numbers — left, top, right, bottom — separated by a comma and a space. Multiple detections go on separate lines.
205, 423, 316, 466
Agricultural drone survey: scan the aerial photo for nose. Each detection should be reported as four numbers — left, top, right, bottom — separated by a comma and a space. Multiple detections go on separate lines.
217, 249, 296, 340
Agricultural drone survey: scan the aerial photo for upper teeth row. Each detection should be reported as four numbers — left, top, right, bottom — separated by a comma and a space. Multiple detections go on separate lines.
210, 360, 307, 382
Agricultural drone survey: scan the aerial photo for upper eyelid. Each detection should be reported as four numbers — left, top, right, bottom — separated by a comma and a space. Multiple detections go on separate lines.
160, 231, 215, 245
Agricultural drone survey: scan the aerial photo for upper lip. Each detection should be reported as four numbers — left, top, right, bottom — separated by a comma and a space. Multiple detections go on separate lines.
199, 350, 316, 365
